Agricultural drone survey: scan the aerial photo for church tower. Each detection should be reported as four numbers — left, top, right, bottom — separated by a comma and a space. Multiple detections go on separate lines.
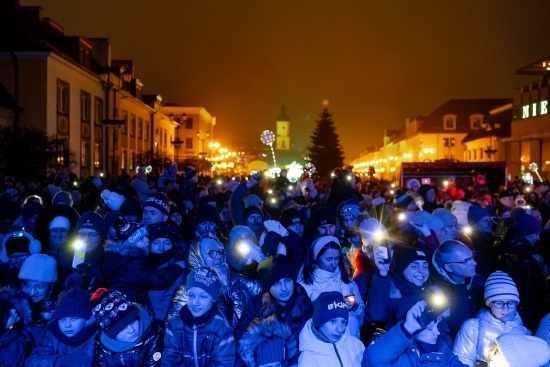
276, 105, 290, 150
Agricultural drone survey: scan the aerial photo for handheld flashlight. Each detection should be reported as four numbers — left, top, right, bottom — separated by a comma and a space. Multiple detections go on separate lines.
236, 241, 251, 256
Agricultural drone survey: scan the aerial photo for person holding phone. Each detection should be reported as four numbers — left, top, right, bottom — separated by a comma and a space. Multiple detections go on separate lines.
362, 300, 465, 367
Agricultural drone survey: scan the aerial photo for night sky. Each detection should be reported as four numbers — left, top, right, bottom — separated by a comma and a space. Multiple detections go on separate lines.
21, 0, 550, 162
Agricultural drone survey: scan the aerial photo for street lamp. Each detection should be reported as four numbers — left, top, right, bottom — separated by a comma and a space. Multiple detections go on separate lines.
170, 113, 185, 167
99, 67, 132, 179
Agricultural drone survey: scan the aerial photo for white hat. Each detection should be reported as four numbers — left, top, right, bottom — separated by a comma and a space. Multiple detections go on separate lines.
496, 334, 550, 367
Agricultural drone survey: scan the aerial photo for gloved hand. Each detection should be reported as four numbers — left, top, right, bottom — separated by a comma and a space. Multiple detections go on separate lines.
273, 222, 289, 237
59, 353, 90, 367
263, 220, 280, 233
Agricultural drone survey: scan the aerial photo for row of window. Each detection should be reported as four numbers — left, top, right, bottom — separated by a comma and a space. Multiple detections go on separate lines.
443, 114, 485, 130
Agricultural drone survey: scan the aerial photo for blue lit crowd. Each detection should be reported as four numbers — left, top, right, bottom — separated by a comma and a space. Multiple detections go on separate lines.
1, 165, 550, 366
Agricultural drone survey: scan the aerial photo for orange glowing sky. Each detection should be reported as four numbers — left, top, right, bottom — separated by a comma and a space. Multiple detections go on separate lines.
21, 0, 550, 162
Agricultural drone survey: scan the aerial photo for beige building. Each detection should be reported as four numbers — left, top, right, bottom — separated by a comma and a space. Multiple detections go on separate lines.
351, 99, 511, 182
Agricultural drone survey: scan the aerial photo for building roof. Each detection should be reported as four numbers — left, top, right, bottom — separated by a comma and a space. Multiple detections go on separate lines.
516, 56, 550, 76
419, 98, 512, 134
277, 105, 289, 121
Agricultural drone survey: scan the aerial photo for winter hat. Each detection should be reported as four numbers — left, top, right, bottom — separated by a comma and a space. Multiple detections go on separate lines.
22, 201, 44, 222
257, 255, 298, 290
229, 225, 256, 246
418, 185, 435, 199
280, 207, 303, 228
184, 166, 197, 180
393, 245, 428, 276
372, 197, 386, 207
484, 271, 520, 306
147, 221, 179, 243
194, 204, 219, 225
312, 291, 349, 328
143, 192, 170, 216
312, 235, 341, 260
432, 208, 458, 227
115, 221, 148, 247
52, 191, 73, 207
93, 290, 139, 339
496, 334, 550, 367
186, 267, 222, 301
499, 190, 513, 199
338, 199, 361, 219
516, 214, 542, 235
92, 176, 102, 189
244, 194, 262, 209
104, 211, 124, 232
18, 254, 57, 283
415, 211, 444, 232
77, 212, 106, 237
49, 215, 70, 230
406, 179, 421, 191
244, 205, 264, 221
119, 197, 142, 218
394, 191, 414, 209
55, 273, 92, 321
312, 205, 337, 228
467, 205, 490, 226
255, 336, 286, 366
101, 190, 126, 211
1, 231, 41, 262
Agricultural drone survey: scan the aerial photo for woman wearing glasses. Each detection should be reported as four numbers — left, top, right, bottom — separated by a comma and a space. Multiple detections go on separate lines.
453, 271, 530, 367
167, 233, 262, 327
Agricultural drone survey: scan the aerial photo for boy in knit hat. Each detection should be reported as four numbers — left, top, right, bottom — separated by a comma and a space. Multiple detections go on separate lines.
163, 267, 236, 367
93, 289, 164, 366
298, 291, 364, 367
26, 273, 98, 367
142, 192, 170, 226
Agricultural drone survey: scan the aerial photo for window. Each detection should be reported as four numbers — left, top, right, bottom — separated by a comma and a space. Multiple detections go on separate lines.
479, 148, 484, 160
81, 92, 91, 121
138, 118, 143, 139
443, 114, 456, 130
145, 122, 149, 141
473, 149, 477, 160
130, 115, 136, 137
186, 137, 193, 149
122, 110, 128, 134
94, 142, 102, 168
94, 98, 103, 125
185, 118, 193, 129
470, 114, 483, 130
163, 129, 167, 147
57, 80, 70, 114
81, 140, 90, 167
122, 150, 127, 170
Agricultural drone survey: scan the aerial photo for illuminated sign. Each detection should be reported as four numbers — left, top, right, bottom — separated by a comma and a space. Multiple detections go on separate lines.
522, 100, 549, 119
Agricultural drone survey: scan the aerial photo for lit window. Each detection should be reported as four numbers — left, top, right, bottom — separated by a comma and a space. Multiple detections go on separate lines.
470, 114, 483, 130
443, 114, 456, 130
57, 80, 70, 114
81, 92, 91, 121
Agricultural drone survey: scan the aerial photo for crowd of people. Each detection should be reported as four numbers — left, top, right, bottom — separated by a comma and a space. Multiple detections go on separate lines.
1, 164, 550, 366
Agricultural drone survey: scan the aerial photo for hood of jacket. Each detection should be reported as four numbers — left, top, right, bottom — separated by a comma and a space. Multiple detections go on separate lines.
239, 315, 297, 367
0, 287, 33, 326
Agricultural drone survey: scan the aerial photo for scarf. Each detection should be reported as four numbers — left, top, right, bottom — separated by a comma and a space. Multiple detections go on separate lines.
180, 303, 218, 327
149, 247, 178, 267
413, 339, 439, 354
99, 304, 152, 352
390, 272, 426, 297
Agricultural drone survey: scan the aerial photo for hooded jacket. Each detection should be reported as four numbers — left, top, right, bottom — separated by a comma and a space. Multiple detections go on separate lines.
453, 309, 529, 367
298, 267, 364, 338
239, 316, 298, 367
298, 318, 364, 367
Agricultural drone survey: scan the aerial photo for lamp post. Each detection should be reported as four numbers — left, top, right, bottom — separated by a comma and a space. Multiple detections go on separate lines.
99, 67, 132, 180
170, 113, 185, 167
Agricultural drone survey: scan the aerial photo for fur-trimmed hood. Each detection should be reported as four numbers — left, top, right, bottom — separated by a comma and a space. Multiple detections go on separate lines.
239, 315, 297, 367
0, 286, 33, 326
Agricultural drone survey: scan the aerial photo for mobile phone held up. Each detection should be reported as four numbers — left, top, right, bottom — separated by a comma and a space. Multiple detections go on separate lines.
376, 238, 392, 265
72, 240, 87, 268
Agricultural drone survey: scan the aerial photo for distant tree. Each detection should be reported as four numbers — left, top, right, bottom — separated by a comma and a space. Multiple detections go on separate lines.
308, 107, 345, 179
0, 126, 71, 179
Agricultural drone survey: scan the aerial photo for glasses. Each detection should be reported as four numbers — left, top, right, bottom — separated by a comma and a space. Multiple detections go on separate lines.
21, 281, 49, 292
492, 301, 518, 309
205, 249, 225, 258
9, 254, 28, 262
446, 253, 476, 266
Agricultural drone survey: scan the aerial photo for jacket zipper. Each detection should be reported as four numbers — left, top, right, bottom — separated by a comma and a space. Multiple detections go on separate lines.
193, 325, 199, 367
332, 343, 344, 367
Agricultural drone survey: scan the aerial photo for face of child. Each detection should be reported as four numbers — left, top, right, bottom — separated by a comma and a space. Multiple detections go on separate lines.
115, 319, 140, 343
58, 317, 86, 337
415, 320, 440, 344
319, 317, 348, 343
187, 287, 215, 318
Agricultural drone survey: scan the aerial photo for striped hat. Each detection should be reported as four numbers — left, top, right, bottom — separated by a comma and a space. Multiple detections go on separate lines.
484, 271, 519, 306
